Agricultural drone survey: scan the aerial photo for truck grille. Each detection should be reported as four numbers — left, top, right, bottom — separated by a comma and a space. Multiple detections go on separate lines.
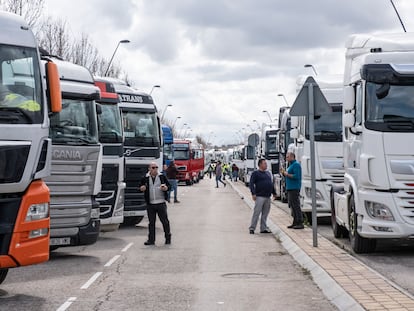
396, 186, 414, 225
124, 164, 147, 211
0, 196, 20, 255
97, 164, 119, 219
0, 144, 30, 184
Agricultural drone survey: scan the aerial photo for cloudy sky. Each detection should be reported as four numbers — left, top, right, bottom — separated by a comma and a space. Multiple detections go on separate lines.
44, 0, 414, 146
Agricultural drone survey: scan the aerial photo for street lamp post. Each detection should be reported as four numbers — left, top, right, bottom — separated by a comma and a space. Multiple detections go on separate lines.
262, 110, 273, 123
149, 85, 160, 95
161, 104, 172, 120
172, 116, 181, 131
277, 94, 289, 107
253, 119, 261, 131
104, 39, 130, 76
304, 64, 318, 76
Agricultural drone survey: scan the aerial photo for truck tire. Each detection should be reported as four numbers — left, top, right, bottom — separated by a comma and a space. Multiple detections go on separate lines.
330, 189, 347, 238
349, 193, 376, 253
0, 269, 8, 284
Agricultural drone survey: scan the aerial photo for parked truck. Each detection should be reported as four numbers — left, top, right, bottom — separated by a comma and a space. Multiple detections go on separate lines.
290, 75, 344, 222
260, 124, 280, 183
113, 80, 163, 225
46, 57, 102, 248
162, 124, 174, 166
173, 139, 205, 185
95, 78, 125, 231
275, 107, 292, 202
0, 12, 61, 283
331, 33, 414, 253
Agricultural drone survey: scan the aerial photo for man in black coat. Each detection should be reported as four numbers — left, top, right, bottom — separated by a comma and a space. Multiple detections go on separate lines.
139, 162, 172, 245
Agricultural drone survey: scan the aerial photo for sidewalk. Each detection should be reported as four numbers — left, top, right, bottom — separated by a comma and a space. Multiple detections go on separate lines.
230, 180, 414, 311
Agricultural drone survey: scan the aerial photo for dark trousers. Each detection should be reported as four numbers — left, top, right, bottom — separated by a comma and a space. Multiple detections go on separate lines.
288, 189, 303, 225
147, 203, 171, 242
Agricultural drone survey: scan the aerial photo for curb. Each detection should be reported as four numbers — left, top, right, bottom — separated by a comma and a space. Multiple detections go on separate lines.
229, 181, 364, 311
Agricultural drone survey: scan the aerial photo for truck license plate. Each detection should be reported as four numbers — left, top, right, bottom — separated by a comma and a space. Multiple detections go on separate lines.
123, 211, 140, 217
50, 237, 71, 246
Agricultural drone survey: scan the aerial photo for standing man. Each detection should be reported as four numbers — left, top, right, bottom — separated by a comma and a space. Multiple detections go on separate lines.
215, 161, 226, 188
249, 159, 277, 234
231, 163, 239, 182
139, 162, 172, 245
282, 152, 303, 229
166, 161, 180, 203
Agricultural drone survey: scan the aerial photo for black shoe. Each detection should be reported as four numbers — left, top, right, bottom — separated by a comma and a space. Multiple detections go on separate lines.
165, 235, 171, 245
249, 229, 254, 234
167, 199, 171, 203
174, 200, 180, 203
260, 229, 272, 233
224, 183, 227, 187
287, 224, 296, 229
144, 241, 155, 245
293, 224, 304, 229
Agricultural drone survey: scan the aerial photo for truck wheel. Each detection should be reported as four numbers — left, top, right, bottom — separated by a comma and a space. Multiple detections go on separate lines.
349, 193, 376, 253
0, 269, 8, 284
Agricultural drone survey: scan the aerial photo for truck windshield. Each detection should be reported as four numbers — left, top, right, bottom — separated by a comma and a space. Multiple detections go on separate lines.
164, 144, 173, 161
173, 144, 190, 160
122, 110, 160, 147
0, 45, 43, 124
305, 104, 342, 142
50, 99, 99, 144
366, 82, 414, 132
265, 131, 278, 158
98, 104, 123, 143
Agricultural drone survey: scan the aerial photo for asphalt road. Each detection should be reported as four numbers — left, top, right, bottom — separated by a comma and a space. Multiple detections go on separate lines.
0, 178, 336, 311
270, 194, 414, 297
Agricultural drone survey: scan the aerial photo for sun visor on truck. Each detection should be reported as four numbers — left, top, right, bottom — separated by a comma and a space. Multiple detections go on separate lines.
361, 64, 414, 84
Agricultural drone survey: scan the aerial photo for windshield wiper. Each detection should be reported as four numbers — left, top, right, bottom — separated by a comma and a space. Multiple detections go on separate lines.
383, 114, 414, 122
314, 130, 341, 141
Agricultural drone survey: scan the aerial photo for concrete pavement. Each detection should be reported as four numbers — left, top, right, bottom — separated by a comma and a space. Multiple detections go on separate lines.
230, 179, 414, 311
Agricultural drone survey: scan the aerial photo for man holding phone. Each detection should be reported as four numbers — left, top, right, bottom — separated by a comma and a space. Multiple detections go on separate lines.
139, 162, 172, 245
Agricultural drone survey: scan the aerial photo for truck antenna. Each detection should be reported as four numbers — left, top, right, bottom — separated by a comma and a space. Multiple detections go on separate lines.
389, 0, 407, 33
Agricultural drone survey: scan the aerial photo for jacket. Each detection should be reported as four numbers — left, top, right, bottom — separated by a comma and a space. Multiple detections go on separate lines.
140, 173, 171, 204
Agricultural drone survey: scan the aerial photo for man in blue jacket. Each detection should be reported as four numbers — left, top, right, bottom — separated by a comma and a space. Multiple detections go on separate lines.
249, 159, 277, 234
282, 152, 303, 229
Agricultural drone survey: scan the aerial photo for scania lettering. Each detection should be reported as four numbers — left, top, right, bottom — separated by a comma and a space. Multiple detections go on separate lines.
95, 77, 125, 231
291, 75, 344, 222
113, 80, 162, 225
332, 33, 414, 253
45, 57, 102, 248
0, 12, 61, 284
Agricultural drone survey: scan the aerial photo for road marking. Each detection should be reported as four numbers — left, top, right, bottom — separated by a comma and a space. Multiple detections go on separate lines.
56, 297, 77, 311
80, 272, 103, 290
104, 255, 121, 267
121, 242, 133, 252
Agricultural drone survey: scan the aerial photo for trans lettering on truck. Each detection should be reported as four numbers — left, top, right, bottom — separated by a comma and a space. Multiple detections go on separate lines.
52, 150, 82, 160
119, 94, 144, 103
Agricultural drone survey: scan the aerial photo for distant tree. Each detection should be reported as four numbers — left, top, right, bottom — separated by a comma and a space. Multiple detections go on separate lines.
1, 0, 44, 28
37, 17, 71, 59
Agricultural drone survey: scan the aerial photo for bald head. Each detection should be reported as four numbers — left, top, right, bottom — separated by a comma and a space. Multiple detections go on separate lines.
148, 162, 159, 176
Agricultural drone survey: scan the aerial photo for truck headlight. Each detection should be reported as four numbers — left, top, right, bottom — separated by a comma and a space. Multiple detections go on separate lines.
365, 201, 395, 221
25, 203, 49, 221
305, 187, 323, 200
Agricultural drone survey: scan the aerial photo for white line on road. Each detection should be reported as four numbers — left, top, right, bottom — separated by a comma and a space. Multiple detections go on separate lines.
104, 255, 121, 267
80, 272, 103, 290
121, 242, 133, 252
56, 297, 77, 311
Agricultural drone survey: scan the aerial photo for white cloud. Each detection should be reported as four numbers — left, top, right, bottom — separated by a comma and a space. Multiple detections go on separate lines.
44, 0, 414, 145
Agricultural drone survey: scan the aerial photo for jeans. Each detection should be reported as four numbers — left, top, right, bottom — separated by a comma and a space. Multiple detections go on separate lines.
147, 202, 171, 242
232, 171, 238, 182
167, 179, 178, 201
216, 174, 225, 187
288, 189, 303, 225
249, 196, 271, 232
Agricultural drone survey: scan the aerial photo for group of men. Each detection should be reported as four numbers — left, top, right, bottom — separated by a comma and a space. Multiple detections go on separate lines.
138, 151, 303, 247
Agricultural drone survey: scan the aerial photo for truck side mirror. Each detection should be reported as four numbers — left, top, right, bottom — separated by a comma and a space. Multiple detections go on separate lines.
290, 128, 299, 139
343, 112, 355, 128
46, 62, 62, 113
291, 116, 299, 128
343, 86, 355, 111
